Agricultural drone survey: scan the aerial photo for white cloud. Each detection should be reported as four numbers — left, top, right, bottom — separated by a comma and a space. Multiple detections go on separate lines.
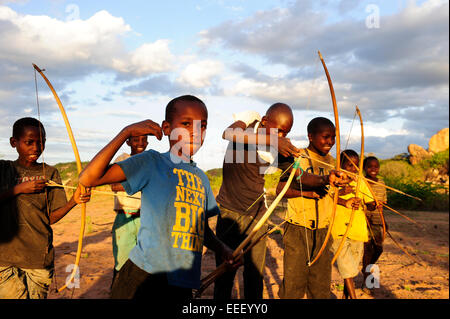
225, 76, 358, 115
0, 8, 127, 62
199, 0, 448, 132
0, 0, 27, 4
0, 6, 174, 76
111, 40, 175, 75
177, 60, 224, 88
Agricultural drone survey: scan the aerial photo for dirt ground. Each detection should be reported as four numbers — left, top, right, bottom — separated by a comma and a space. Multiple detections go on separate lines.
48, 195, 449, 300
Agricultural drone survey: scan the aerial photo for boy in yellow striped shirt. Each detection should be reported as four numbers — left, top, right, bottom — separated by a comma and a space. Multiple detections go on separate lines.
331, 150, 377, 299
361, 156, 387, 295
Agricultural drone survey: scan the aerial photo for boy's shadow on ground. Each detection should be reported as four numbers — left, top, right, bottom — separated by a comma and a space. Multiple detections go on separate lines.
51, 228, 114, 299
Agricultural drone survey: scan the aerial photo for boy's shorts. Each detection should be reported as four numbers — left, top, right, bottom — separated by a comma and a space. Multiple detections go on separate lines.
111, 259, 192, 299
331, 237, 364, 279
0, 266, 53, 299
112, 210, 141, 271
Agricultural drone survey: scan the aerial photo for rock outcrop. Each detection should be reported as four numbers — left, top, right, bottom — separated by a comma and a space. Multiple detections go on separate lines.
429, 128, 449, 154
406, 128, 449, 193
408, 144, 432, 165
408, 128, 449, 165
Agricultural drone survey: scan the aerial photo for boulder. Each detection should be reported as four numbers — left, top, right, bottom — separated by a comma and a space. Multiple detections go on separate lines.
408, 144, 432, 165
428, 128, 449, 154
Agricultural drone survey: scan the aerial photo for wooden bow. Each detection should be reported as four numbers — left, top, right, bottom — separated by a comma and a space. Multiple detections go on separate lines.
332, 153, 423, 267
297, 153, 422, 202
195, 157, 301, 297
331, 106, 364, 264
341, 151, 387, 243
33, 64, 86, 293
307, 50, 341, 266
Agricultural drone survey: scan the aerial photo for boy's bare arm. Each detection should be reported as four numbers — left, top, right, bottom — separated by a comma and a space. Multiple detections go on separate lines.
50, 185, 91, 224
338, 197, 362, 210
276, 182, 321, 199
49, 198, 77, 224
203, 221, 228, 255
110, 183, 125, 192
222, 121, 300, 158
204, 221, 239, 268
0, 179, 47, 203
79, 120, 162, 188
276, 169, 352, 199
278, 171, 330, 193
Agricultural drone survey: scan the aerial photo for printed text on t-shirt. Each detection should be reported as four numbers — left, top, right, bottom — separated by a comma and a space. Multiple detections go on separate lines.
171, 168, 206, 252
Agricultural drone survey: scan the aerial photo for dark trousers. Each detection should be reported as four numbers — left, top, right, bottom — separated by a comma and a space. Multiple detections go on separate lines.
279, 223, 332, 299
111, 259, 192, 300
363, 223, 385, 270
214, 207, 268, 299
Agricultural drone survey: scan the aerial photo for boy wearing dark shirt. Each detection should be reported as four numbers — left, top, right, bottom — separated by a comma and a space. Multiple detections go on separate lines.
214, 103, 301, 299
0, 117, 89, 299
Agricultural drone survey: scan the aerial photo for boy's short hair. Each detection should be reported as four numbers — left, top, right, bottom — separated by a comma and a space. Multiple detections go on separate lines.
341, 149, 359, 166
12, 117, 45, 139
165, 95, 206, 123
307, 117, 335, 134
265, 102, 292, 118
363, 156, 379, 169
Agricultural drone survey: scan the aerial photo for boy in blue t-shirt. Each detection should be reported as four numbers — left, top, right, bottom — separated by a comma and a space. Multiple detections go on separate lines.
79, 95, 235, 299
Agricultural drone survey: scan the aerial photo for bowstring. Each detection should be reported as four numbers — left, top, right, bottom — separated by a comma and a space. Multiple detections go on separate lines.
217, 161, 295, 239
34, 69, 47, 186
34, 68, 60, 292
344, 110, 357, 151
297, 167, 311, 265
292, 56, 322, 263
305, 55, 321, 112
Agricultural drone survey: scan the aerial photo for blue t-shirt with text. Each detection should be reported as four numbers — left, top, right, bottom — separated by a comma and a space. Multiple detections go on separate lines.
118, 150, 219, 289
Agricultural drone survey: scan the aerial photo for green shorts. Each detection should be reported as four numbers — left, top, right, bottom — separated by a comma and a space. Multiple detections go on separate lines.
331, 237, 364, 279
112, 211, 141, 271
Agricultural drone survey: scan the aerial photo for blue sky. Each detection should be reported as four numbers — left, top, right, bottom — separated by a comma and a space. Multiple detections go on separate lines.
0, 0, 448, 171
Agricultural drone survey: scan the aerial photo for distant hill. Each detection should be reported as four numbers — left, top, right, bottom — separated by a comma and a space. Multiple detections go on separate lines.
54, 161, 89, 186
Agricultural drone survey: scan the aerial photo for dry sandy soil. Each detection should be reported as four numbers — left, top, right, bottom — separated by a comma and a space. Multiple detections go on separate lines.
48, 195, 449, 300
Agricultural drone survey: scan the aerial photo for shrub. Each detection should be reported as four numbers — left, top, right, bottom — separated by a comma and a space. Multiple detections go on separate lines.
205, 168, 223, 194
383, 179, 449, 211
380, 153, 449, 211
420, 149, 449, 170
379, 159, 423, 182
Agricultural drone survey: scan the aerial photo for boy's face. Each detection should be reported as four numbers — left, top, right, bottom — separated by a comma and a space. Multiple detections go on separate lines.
308, 125, 335, 156
10, 126, 45, 166
162, 100, 207, 159
342, 155, 359, 174
261, 114, 293, 137
365, 159, 380, 179
127, 135, 148, 155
